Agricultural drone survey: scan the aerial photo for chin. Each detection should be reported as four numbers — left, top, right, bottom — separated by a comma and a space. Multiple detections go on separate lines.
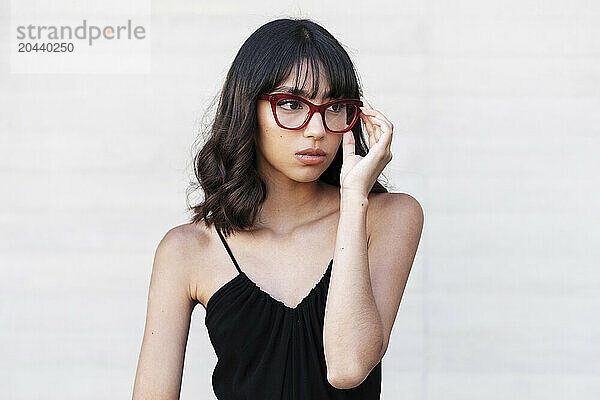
288, 169, 324, 183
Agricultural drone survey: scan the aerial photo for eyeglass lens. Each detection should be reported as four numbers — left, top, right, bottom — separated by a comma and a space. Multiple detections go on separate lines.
275, 98, 358, 132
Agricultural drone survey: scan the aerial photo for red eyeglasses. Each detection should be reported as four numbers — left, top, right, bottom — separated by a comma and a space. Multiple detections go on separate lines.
258, 93, 363, 134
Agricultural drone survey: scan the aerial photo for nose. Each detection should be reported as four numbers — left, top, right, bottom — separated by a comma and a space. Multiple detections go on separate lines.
303, 111, 327, 140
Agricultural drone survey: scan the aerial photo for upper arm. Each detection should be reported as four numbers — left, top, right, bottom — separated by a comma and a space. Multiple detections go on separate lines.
368, 193, 424, 361
132, 226, 197, 400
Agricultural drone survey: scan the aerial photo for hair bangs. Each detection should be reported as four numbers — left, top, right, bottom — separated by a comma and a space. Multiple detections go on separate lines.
261, 31, 360, 102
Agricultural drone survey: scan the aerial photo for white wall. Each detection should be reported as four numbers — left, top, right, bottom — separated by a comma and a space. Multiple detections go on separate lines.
1, 0, 599, 399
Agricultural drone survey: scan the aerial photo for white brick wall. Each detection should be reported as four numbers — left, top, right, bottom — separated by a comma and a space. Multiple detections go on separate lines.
1, 0, 599, 399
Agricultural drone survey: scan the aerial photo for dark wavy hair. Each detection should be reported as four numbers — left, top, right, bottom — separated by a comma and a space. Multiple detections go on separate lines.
186, 18, 390, 236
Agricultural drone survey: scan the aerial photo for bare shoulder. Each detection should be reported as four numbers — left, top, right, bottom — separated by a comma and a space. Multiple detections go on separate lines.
158, 222, 212, 258
379, 192, 422, 217
154, 221, 214, 306
366, 192, 424, 243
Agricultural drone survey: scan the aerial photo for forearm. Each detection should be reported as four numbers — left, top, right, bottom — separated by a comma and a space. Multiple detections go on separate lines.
323, 190, 384, 385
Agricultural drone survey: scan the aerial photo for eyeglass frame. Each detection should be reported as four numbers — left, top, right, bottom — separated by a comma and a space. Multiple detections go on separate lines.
258, 93, 364, 134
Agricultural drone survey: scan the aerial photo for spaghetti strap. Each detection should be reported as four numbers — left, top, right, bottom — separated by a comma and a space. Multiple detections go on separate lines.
216, 227, 243, 274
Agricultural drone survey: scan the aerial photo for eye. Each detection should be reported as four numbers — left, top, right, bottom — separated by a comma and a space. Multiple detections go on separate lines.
327, 103, 346, 113
277, 99, 303, 111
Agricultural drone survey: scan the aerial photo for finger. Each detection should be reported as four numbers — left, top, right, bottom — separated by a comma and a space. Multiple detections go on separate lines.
362, 113, 393, 139
365, 114, 393, 151
359, 108, 393, 130
360, 112, 376, 147
375, 120, 393, 152
359, 97, 394, 129
361, 128, 389, 164
369, 124, 376, 148
342, 130, 355, 163
361, 112, 387, 143
360, 98, 393, 154
373, 121, 384, 144
360, 110, 376, 134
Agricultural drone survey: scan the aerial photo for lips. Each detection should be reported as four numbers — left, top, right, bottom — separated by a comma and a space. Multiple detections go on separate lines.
294, 153, 326, 165
295, 147, 326, 156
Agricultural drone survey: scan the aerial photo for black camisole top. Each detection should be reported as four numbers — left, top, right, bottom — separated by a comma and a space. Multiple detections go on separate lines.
200, 228, 382, 399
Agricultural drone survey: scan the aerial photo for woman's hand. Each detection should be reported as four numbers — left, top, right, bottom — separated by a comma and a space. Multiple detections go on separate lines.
340, 97, 394, 199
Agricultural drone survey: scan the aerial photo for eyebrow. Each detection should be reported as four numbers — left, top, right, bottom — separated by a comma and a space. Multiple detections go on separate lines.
273, 85, 334, 100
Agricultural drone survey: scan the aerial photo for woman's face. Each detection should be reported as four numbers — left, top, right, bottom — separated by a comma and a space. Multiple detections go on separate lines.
255, 71, 343, 183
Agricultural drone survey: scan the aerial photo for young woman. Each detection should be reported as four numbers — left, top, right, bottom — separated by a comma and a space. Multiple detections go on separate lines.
133, 18, 423, 400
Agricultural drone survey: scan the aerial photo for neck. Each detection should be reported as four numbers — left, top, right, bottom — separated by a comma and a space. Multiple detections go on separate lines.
254, 177, 336, 235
